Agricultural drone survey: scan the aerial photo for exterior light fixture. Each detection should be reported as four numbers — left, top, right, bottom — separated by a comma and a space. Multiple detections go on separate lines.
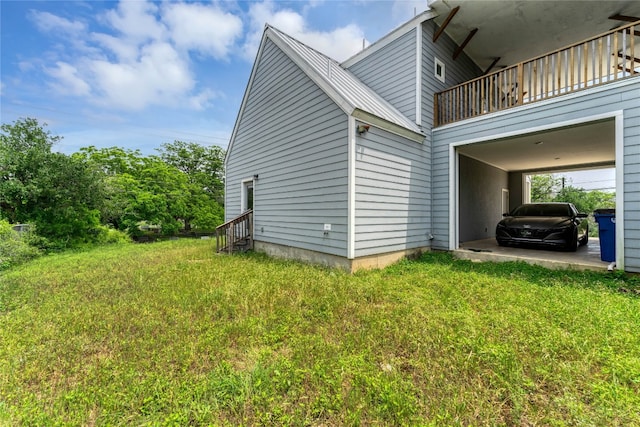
357, 124, 370, 134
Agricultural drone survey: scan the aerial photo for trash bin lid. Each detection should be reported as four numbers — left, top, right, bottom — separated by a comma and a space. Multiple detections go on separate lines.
594, 208, 615, 215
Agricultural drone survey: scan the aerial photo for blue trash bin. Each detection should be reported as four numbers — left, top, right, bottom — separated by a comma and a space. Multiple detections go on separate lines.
594, 209, 615, 262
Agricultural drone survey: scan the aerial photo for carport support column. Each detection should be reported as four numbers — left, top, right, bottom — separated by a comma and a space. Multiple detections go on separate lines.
449, 144, 458, 250
615, 111, 624, 270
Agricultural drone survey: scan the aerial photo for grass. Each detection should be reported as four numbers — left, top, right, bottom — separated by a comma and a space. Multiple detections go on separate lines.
1, 240, 639, 426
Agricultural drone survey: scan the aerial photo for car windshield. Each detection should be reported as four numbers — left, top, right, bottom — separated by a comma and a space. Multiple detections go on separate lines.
511, 204, 571, 217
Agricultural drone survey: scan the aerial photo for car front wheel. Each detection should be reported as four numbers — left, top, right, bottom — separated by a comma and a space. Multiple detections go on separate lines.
565, 229, 579, 252
579, 225, 589, 246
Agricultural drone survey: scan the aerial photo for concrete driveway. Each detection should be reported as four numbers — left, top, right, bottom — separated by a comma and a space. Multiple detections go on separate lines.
455, 237, 611, 271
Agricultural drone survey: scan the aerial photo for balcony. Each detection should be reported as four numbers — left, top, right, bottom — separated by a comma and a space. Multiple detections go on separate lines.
434, 21, 639, 127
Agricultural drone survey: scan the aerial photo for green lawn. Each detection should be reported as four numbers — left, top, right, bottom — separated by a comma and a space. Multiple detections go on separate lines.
1, 240, 639, 426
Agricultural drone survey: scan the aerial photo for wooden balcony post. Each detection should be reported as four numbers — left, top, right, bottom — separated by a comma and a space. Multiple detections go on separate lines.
517, 62, 524, 104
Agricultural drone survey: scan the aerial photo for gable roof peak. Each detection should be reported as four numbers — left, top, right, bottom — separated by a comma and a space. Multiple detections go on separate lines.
262, 25, 423, 137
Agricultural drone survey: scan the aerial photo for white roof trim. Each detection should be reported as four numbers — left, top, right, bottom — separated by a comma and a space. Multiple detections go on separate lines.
352, 109, 425, 143
341, 10, 439, 68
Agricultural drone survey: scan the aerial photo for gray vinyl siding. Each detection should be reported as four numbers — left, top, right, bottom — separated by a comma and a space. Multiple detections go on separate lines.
421, 20, 483, 133
459, 155, 508, 242
431, 79, 640, 271
354, 126, 431, 257
226, 39, 349, 257
346, 29, 417, 122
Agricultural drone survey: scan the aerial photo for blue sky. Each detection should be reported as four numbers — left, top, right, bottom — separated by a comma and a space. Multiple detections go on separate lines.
1, 0, 426, 155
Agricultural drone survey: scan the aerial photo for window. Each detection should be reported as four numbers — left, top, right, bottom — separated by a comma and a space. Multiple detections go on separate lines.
434, 57, 445, 83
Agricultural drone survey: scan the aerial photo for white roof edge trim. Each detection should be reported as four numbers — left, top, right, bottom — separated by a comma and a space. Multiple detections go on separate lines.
265, 28, 357, 116
341, 10, 439, 68
224, 29, 270, 169
352, 109, 425, 144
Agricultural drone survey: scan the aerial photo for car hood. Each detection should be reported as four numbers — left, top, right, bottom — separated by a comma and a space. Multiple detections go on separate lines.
499, 216, 573, 228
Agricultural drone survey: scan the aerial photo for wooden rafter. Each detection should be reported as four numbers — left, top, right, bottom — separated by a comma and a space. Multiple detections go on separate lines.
617, 65, 639, 73
483, 57, 500, 75
616, 53, 640, 64
433, 6, 460, 43
622, 28, 640, 38
609, 14, 640, 23
453, 28, 478, 60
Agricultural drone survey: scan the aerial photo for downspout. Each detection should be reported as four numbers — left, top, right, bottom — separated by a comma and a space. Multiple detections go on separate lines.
416, 23, 423, 127
348, 116, 356, 259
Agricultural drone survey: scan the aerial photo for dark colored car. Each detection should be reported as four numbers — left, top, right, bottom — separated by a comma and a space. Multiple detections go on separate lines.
496, 202, 589, 251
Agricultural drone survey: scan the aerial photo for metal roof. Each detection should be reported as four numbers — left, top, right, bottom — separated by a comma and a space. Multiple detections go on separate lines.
265, 25, 424, 138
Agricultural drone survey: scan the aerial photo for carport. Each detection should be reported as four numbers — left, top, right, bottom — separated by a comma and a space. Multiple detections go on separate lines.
451, 116, 617, 271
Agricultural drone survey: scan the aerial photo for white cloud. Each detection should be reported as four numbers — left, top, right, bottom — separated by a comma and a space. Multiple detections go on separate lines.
242, 1, 367, 62
18, 61, 36, 72
188, 88, 219, 111
27, 0, 374, 112
163, 2, 243, 60
29, 0, 233, 111
296, 25, 366, 63
90, 42, 194, 110
46, 62, 91, 96
101, 0, 166, 43
91, 33, 139, 62
391, 0, 430, 21
28, 10, 86, 35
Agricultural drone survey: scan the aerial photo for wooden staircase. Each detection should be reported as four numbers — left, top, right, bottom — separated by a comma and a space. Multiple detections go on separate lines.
215, 210, 253, 253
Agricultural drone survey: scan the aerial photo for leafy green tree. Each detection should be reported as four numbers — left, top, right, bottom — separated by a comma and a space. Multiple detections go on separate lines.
530, 174, 562, 202
74, 145, 145, 176
0, 118, 61, 223
77, 146, 223, 234
1, 118, 105, 246
158, 140, 225, 204
73, 146, 147, 230
554, 186, 615, 214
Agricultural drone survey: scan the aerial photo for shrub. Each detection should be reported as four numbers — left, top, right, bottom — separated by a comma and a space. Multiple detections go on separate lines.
0, 220, 41, 269
96, 226, 131, 244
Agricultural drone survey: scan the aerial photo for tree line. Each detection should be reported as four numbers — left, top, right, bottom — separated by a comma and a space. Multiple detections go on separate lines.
530, 173, 615, 236
1, 117, 225, 251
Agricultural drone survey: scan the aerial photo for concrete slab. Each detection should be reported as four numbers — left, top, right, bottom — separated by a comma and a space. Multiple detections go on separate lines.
455, 237, 610, 272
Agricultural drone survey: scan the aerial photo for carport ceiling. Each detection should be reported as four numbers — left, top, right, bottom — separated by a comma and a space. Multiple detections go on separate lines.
456, 119, 615, 172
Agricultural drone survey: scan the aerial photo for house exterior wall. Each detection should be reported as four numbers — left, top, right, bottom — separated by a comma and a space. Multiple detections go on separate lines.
459, 155, 508, 242
431, 79, 640, 272
346, 29, 418, 123
354, 126, 431, 257
421, 20, 483, 135
508, 172, 525, 211
225, 39, 350, 257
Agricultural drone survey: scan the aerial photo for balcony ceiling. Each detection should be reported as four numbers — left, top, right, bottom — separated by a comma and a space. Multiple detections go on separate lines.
427, 0, 640, 72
